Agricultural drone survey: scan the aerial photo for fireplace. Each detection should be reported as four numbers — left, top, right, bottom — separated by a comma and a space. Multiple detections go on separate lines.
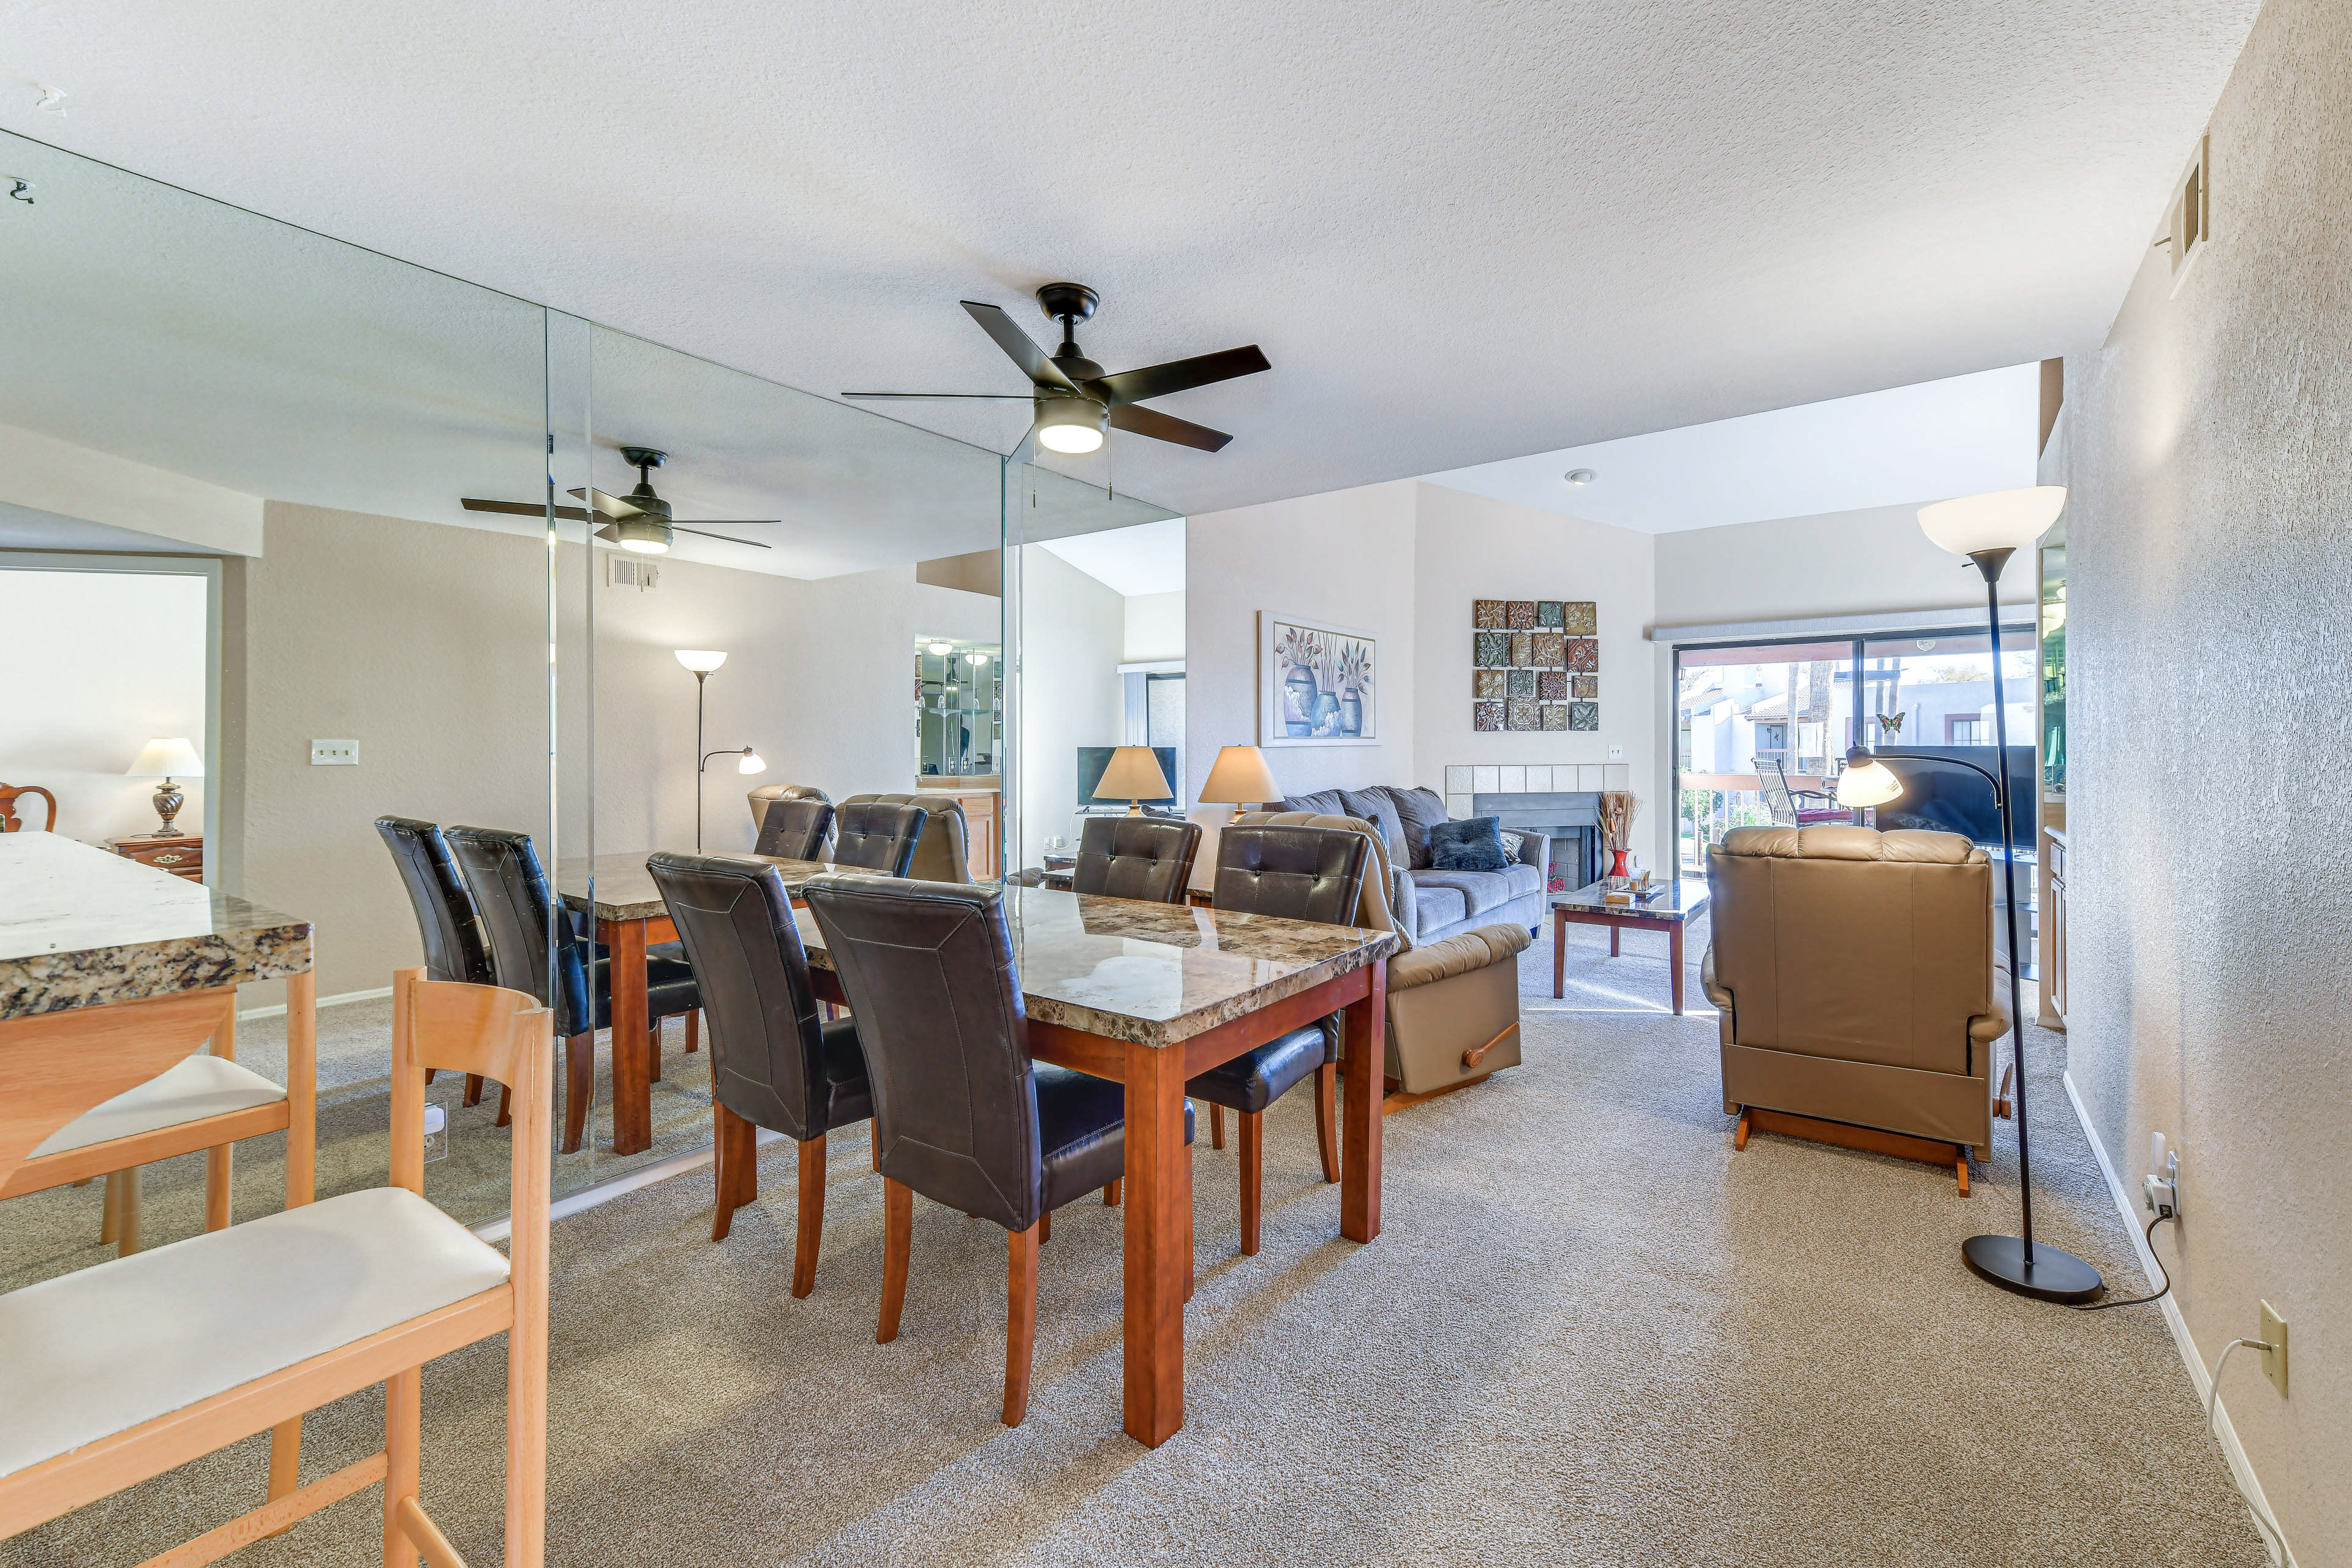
1471, 790, 1603, 892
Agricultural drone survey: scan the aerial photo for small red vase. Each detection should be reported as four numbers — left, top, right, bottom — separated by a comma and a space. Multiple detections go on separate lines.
1609, 848, 1630, 878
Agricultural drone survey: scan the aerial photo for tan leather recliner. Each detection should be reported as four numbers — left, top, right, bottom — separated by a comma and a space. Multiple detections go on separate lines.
1237, 812, 1531, 1101
748, 784, 832, 848
1703, 824, 2008, 1186
835, 793, 973, 884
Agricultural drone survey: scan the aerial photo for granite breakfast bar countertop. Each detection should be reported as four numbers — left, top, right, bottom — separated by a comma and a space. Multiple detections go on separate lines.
0, 833, 311, 1020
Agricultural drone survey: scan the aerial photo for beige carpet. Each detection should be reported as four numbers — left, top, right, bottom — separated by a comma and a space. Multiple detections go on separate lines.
9, 918, 2272, 1566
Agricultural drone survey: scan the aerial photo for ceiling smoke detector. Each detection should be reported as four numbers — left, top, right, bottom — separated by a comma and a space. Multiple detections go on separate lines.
1565, 468, 1597, 486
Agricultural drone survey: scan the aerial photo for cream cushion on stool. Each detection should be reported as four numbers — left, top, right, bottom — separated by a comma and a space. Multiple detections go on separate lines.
0, 1186, 510, 1477
29, 1054, 287, 1158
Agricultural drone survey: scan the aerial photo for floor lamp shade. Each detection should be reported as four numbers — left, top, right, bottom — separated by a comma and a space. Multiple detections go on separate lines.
1918, 486, 2066, 557
1093, 746, 1174, 813
674, 649, 727, 673
1198, 745, 1280, 818
1833, 748, 1902, 809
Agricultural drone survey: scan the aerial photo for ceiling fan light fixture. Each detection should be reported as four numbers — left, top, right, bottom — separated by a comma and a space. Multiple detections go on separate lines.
614, 515, 672, 554
1036, 397, 1107, 454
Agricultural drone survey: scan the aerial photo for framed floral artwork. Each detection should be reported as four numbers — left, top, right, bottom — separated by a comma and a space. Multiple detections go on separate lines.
1262, 612, 1379, 746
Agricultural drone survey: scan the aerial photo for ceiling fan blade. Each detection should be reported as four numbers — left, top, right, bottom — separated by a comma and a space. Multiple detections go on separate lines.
674, 519, 781, 527
1087, 345, 1270, 408
464, 497, 596, 522
961, 301, 1079, 393
842, 391, 1037, 400
1106, 402, 1232, 453
566, 486, 647, 519
594, 524, 620, 544
674, 527, 774, 549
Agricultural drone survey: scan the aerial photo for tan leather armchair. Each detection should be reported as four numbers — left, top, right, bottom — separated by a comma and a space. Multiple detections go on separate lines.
1237, 811, 1530, 1104
1703, 824, 2007, 1189
835, 792, 973, 884
748, 783, 832, 847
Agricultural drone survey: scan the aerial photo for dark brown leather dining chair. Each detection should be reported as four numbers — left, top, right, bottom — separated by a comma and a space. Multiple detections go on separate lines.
446, 826, 701, 1153
375, 816, 497, 1110
647, 851, 872, 1293
1192, 823, 1369, 1255
830, 801, 927, 876
1070, 815, 1201, 901
753, 796, 835, 861
801, 875, 1191, 1427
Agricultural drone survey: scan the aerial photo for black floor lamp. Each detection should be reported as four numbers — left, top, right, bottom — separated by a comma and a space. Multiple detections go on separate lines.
1836, 485, 2100, 1305
674, 649, 766, 851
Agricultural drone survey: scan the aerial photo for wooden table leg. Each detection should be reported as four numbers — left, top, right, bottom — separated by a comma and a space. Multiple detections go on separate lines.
1551, 907, 1566, 999
1610, 923, 1621, 957
1121, 1039, 1188, 1447
1341, 961, 1386, 1244
1671, 921, 1686, 1015
603, 918, 652, 1156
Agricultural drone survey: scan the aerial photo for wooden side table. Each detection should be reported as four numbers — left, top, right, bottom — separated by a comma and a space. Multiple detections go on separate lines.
112, 833, 205, 882
1550, 878, 1711, 1014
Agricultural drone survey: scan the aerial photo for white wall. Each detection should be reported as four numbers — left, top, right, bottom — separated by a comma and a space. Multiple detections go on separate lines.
2062, 1, 2351, 1553
1016, 543, 1126, 867
1414, 483, 1656, 813
1185, 480, 1419, 802
0, 568, 208, 843
1123, 590, 1185, 663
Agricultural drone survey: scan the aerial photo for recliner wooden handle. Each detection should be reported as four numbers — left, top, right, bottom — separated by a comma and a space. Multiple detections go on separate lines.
1462, 1024, 1514, 1071
1995, 1065, 2015, 1120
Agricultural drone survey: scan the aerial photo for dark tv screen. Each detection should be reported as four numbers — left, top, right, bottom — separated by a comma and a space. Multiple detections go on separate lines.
1077, 746, 1178, 805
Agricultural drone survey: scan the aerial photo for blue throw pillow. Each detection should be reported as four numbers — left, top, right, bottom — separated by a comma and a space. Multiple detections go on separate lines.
1430, 815, 1509, 872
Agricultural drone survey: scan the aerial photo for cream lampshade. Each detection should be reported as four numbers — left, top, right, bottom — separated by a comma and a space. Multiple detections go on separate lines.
737, 748, 768, 775
1833, 747, 1904, 809
1918, 486, 2067, 558
674, 649, 727, 673
1093, 747, 1174, 815
1197, 745, 1280, 823
126, 737, 203, 837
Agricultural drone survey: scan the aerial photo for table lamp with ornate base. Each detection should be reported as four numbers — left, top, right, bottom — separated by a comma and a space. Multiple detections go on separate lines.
125, 737, 204, 837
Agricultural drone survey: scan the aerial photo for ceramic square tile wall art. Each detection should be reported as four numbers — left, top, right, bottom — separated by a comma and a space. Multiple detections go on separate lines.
1471, 595, 1596, 733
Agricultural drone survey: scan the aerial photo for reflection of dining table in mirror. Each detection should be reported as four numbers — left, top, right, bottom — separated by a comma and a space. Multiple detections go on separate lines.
793, 882, 1396, 1447
557, 851, 829, 1156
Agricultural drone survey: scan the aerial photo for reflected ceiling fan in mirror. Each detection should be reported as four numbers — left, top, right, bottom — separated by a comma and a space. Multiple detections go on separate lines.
461, 447, 778, 552
844, 282, 1269, 454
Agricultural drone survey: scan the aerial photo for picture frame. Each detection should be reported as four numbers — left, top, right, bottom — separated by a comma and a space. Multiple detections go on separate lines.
1260, 611, 1379, 747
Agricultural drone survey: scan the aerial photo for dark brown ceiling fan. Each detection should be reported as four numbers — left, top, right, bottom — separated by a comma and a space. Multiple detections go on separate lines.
461, 447, 777, 553
844, 282, 1269, 454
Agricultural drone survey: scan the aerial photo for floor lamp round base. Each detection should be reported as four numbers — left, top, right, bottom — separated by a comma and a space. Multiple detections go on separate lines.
1962, 1234, 2104, 1304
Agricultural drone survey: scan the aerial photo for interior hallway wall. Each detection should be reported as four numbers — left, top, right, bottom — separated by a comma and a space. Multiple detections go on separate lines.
2061, 0, 2351, 1555
1016, 543, 1126, 868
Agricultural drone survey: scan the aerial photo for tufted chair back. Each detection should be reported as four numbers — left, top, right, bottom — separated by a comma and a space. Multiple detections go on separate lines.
1072, 815, 1200, 902
831, 801, 928, 876
754, 796, 835, 861
375, 816, 495, 985
836, 792, 972, 883
444, 826, 589, 1040
1212, 823, 1370, 926
801, 876, 1043, 1231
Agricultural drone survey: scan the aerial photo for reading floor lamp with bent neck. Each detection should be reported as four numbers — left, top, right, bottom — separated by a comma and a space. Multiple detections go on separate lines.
675, 650, 767, 851
1838, 483, 2100, 1306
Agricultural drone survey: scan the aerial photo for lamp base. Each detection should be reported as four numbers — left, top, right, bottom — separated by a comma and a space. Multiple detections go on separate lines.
1962, 1234, 2103, 1304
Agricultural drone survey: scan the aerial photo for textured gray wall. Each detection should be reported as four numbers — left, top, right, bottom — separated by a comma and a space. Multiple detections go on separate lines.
2064, 0, 2350, 1556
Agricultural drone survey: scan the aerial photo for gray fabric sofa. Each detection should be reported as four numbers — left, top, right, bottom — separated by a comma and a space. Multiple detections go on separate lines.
1274, 785, 1548, 945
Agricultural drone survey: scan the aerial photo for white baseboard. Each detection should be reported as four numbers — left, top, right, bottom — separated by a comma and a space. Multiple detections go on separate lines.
238, 985, 393, 1021
2062, 1069, 2295, 1567
469, 1126, 784, 1245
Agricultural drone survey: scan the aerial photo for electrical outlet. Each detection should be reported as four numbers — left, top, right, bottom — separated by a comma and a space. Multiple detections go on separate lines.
2143, 1131, 2180, 1218
310, 739, 358, 766
2260, 1301, 2287, 1397
421, 1099, 450, 1164
1608, 744, 1624, 761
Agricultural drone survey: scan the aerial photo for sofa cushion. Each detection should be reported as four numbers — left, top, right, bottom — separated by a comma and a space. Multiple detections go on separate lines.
1387, 788, 1450, 870
1275, 789, 1346, 818
1337, 789, 1405, 862
1430, 815, 1509, 872
1413, 861, 1544, 918
1406, 880, 1468, 933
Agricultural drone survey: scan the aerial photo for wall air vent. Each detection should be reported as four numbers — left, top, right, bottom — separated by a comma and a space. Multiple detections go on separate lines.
606, 554, 658, 590
2162, 134, 2209, 293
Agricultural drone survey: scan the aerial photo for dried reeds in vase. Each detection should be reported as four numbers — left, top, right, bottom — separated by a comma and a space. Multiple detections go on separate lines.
1599, 790, 1640, 851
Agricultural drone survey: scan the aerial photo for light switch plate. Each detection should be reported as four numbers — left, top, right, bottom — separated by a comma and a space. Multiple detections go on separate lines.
1608, 744, 1625, 761
311, 739, 358, 766
2260, 1300, 2288, 1397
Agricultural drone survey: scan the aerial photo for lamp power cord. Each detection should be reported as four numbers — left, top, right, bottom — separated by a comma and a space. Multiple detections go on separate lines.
2073, 1212, 2171, 1312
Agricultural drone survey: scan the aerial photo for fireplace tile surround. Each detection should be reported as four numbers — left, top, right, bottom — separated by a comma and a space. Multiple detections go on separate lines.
1444, 763, 1630, 822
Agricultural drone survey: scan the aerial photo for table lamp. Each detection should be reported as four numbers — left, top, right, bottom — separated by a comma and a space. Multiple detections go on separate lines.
1197, 745, 1280, 823
1093, 747, 1173, 815
126, 737, 203, 836
1918, 484, 2101, 1305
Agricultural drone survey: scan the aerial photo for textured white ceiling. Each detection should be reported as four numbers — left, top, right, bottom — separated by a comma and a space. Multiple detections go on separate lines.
1037, 518, 1185, 598
1425, 362, 2043, 532
0, 0, 2257, 517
